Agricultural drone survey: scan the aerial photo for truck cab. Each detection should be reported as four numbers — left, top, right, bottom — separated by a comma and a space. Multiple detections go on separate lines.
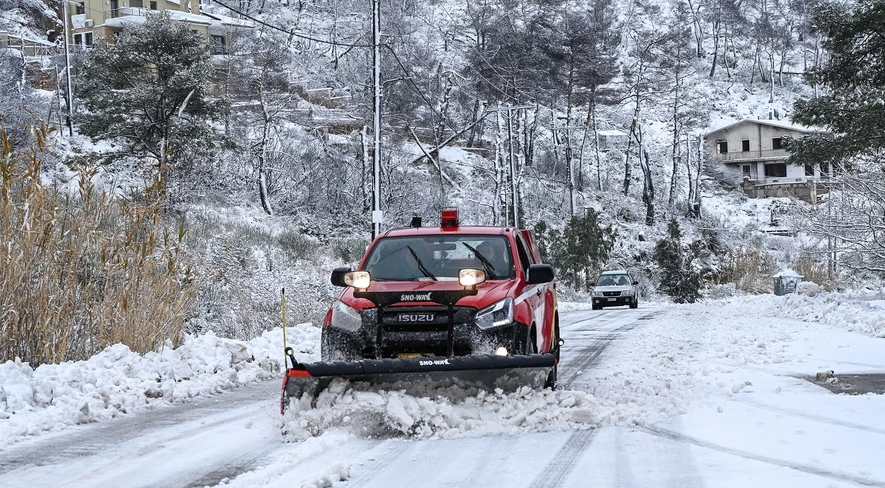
322, 210, 559, 365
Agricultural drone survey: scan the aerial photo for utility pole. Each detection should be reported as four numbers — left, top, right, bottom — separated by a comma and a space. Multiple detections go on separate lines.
553, 118, 582, 218
371, 0, 382, 239
61, 0, 74, 137
485, 104, 532, 228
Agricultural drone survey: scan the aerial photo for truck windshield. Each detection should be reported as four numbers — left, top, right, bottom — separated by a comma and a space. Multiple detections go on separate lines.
597, 274, 631, 286
363, 235, 514, 281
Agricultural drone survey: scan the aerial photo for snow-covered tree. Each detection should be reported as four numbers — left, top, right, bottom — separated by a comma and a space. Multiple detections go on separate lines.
654, 218, 702, 302
75, 14, 223, 200
789, 0, 885, 167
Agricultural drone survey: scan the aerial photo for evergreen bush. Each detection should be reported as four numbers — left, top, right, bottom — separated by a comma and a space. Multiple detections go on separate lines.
653, 218, 701, 303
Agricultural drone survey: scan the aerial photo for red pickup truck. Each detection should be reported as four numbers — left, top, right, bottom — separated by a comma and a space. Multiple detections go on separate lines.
281, 209, 561, 410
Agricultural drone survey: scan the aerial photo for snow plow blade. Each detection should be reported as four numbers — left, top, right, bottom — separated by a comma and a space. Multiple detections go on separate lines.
281, 353, 555, 410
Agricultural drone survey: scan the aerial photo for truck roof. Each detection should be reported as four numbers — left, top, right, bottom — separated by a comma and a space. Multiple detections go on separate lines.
382, 225, 511, 237
600, 269, 630, 275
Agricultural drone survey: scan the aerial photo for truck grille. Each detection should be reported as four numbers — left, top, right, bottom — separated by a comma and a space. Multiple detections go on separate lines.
602, 291, 621, 297
378, 306, 474, 332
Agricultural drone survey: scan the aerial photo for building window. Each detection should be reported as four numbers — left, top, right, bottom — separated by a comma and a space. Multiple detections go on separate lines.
742, 140, 750, 152
772, 137, 783, 150
150, 1, 158, 9
764, 163, 787, 178
73, 32, 93, 47
743, 165, 751, 177
74, 2, 85, 14
716, 140, 728, 154
110, 0, 119, 17
805, 164, 815, 177
821, 162, 830, 178
210, 35, 227, 54
131, 0, 143, 7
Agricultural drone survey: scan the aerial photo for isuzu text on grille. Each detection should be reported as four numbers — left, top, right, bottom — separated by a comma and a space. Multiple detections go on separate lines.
398, 313, 435, 322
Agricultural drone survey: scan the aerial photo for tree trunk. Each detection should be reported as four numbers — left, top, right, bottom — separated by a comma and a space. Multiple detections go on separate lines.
709, 16, 720, 77
494, 109, 506, 226
633, 123, 655, 226
256, 86, 273, 216
591, 100, 603, 191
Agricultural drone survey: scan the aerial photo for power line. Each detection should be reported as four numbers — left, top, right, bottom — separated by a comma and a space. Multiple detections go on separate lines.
209, 0, 374, 48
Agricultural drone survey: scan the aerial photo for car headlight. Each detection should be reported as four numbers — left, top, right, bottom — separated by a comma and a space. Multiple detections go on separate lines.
475, 298, 514, 330
329, 300, 362, 332
622, 289, 635, 296
592, 290, 605, 297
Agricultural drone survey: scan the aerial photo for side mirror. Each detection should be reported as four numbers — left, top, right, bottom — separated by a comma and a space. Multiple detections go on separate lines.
527, 264, 554, 284
330, 267, 352, 287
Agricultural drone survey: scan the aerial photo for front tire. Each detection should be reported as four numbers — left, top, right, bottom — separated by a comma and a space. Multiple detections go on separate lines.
545, 320, 560, 389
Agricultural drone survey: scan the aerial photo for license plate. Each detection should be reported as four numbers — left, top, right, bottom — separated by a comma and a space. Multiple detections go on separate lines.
398, 313, 435, 322
607, 297, 616, 301
397, 353, 427, 359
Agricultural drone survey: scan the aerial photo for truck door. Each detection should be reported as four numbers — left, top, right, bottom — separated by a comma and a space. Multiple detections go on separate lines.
514, 235, 549, 353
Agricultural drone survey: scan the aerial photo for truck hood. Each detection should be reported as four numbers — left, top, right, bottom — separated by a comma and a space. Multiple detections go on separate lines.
339, 279, 517, 311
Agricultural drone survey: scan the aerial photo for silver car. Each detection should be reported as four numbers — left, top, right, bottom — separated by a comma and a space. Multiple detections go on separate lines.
592, 270, 638, 310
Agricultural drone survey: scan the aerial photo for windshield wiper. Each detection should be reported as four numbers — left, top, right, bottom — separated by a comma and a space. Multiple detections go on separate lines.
462, 243, 497, 279
406, 245, 438, 281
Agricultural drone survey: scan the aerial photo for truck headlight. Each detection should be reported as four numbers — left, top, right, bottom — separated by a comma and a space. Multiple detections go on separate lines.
329, 300, 362, 332
475, 298, 513, 330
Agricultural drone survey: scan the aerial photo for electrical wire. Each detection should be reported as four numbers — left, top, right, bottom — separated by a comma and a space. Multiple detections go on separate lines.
209, 0, 374, 48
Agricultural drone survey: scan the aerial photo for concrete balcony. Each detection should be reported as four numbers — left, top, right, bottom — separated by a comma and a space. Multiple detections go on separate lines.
714, 149, 789, 162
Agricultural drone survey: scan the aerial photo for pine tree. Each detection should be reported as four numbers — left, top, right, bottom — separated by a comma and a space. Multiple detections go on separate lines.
75, 14, 223, 198
654, 218, 701, 303
788, 0, 885, 167
548, 210, 617, 290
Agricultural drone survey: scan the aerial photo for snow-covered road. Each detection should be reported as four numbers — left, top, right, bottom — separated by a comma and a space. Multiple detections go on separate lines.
3, 298, 885, 488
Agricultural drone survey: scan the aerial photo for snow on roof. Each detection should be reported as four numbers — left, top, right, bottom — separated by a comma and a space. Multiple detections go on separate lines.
598, 129, 628, 137
104, 9, 213, 28
202, 12, 255, 29
773, 269, 803, 278
706, 119, 825, 137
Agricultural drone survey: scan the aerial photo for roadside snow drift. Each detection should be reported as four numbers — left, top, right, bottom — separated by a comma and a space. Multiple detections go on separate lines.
0, 324, 316, 447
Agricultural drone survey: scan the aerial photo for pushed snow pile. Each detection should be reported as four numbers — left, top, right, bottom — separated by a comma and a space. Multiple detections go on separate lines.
754, 294, 885, 337
797, 281, 822, 296
281, 380, 600, 441
0, 323, 318, 447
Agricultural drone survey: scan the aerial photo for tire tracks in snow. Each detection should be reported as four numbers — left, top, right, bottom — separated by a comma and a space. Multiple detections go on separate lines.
558, 314, 650, 389
734, 398, 885, 436
527, 429, 597, 488
340, 439, 413, 488
0, 381, 278, 471
638, 424, 885, 487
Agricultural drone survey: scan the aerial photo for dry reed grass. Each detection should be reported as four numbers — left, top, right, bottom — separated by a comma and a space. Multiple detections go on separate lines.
716, 246, 779, 293
792, 255, 833, 291
1, 127, 197, 365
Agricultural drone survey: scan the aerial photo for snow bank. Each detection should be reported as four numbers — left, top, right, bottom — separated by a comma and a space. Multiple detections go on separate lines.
0, 323, 318, 447
734, 293, 885, 337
